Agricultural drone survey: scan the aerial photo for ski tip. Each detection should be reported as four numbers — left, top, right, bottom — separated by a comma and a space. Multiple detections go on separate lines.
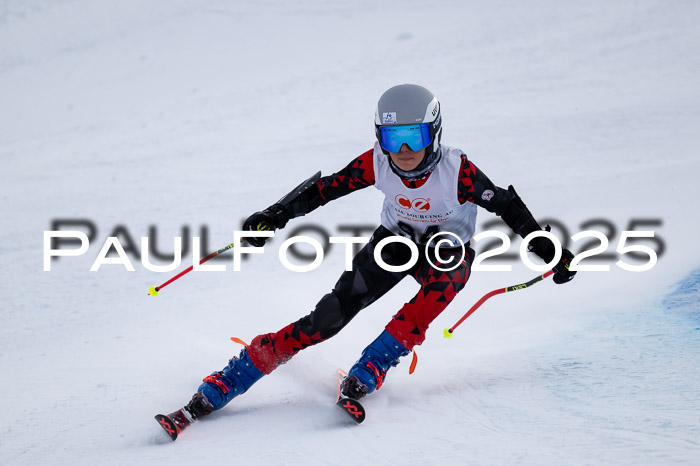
154, 414, 178, 441
336, 397, 366, 424
148, 286, 159, 297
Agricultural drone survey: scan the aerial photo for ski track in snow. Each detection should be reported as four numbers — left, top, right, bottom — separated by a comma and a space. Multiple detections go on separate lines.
1, 1, 700, 465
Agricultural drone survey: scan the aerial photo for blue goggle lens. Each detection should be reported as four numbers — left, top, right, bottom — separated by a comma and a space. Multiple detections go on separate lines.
379, 124, 433, 153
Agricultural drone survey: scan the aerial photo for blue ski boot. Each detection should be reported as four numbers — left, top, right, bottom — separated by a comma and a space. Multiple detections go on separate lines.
344, 330, 410, 398
156, 348, 266, 441
196, 348, 265, 411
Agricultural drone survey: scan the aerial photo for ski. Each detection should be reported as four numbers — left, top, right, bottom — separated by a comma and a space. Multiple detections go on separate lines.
154, 408, 194, 441
336, 369, 366, 424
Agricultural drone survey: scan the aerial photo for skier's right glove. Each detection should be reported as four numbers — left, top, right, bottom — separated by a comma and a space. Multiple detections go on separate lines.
242, 203, 290, 247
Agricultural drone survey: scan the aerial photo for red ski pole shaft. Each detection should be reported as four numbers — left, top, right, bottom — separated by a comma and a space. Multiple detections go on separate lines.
146, 170, 322, 297
147, 241, 241, 296
443, 269, 554, 338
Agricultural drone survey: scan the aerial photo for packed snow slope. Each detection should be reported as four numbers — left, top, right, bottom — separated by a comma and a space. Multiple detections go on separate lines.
1, 1, 699, 464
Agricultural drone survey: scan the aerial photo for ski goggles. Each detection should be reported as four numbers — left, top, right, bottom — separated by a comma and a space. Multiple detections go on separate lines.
378, 123, 433, 153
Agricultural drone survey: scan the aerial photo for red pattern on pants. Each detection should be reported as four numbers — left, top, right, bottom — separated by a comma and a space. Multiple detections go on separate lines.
385, 257, 470, 350
246, 226, 472, 374
247, 323, 325, 374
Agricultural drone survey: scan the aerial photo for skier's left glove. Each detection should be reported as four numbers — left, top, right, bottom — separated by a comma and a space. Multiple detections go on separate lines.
242, 203, 289, 247
552, 248, 576, 284
528, 233, 576, 285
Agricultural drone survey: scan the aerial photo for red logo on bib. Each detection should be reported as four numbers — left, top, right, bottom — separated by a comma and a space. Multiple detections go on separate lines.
412, 198, 430, 212
395, 195, 431, 212
395, 194, 412, 209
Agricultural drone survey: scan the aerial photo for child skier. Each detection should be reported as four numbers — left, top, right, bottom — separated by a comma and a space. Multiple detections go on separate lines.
158, 84, 576, 436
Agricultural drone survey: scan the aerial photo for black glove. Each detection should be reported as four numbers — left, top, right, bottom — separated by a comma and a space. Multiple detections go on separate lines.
552, 248, 576, 284
242, 203, 290, 247
528, 231, 576, 285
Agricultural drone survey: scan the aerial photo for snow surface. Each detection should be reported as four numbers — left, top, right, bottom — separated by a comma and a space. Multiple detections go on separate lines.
2, 1, 700, 464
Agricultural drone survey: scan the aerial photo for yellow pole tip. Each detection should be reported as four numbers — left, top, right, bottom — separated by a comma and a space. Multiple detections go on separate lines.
443, 328, 454, 339
148, 286, 159, 297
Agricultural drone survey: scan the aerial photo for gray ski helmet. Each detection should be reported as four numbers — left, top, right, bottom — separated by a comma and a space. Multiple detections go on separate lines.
374, 84, 443, 180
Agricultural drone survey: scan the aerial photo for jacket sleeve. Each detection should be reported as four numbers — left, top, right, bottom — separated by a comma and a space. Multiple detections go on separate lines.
457, 154, 555, 262
284, 148, 376, 219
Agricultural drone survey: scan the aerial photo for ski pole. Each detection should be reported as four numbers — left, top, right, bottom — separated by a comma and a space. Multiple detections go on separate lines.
443, 269, 554, 338
147, 170, 322, 297
147, 239, 245, 296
